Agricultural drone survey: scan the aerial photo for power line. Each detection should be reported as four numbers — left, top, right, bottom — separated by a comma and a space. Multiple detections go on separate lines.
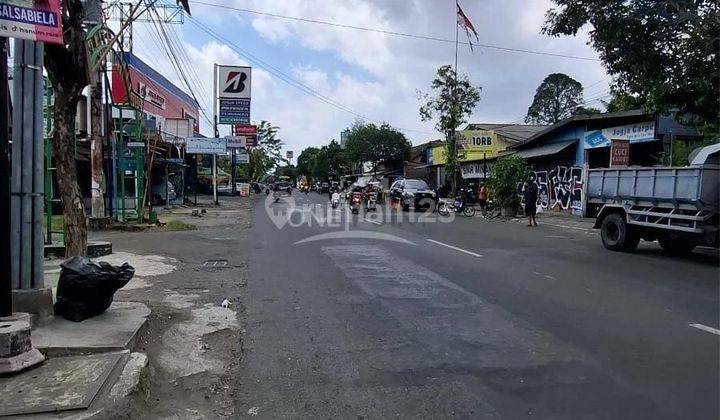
187, 16, 437, 136
189, 0, 600, 62
146, 9, 214, 126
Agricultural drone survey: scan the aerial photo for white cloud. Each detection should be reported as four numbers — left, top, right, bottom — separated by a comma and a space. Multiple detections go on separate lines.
132, 0, 610, 159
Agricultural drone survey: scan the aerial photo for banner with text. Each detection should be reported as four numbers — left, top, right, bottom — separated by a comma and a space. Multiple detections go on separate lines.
0, 0, 63, 44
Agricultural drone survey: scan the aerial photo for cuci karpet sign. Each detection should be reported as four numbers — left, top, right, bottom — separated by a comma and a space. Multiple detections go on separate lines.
0, 0, 63, 44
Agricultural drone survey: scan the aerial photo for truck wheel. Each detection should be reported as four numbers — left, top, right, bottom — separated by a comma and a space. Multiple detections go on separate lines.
658, 236, 696, 255
601, 213, 639, 251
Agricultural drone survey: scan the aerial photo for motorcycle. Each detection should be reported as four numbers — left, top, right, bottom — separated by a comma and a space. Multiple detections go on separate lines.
438, 188, 476, 217
365, 191, 377, 211
350, 191, 363, 214
331, 192, 340, 209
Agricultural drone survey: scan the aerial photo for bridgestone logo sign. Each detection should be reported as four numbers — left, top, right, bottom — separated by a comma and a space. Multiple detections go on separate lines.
217, 66, 251, 99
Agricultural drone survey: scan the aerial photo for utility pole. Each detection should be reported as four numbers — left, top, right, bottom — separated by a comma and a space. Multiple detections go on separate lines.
0, 37, 10, 316
212, 64, 219, 205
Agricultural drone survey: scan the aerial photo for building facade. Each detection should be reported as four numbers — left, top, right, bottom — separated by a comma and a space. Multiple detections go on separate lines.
511, 110, 701, 215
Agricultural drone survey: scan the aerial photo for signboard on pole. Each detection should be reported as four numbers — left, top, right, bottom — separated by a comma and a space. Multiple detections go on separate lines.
217, 66, 252, 99
610, 139, 630, 168
233, 124, 257, 136
217, 66, 251, 125
286, 150, 293, 160
0, 0, 63, 44
186, 137, 226, 154
225, 136, 246, 149
218, 98, 250, 124
237, 151, 249, 164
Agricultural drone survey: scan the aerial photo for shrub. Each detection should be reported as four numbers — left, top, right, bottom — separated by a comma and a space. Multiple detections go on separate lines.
487, 156, 530, 208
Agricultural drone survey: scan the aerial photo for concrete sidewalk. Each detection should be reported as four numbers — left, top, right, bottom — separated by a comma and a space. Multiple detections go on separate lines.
0, 259, 153, 418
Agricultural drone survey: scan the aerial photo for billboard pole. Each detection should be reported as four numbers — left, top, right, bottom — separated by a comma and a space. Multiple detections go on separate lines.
213, 63, 218, 205
231, 124, 237, 195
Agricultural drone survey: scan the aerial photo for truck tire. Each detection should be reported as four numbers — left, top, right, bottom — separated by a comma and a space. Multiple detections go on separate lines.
601, 213, 640, 251
658, 235, 696, 255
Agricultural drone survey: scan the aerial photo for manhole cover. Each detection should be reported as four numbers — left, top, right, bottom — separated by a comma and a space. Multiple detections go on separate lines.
202, 260, 228, 267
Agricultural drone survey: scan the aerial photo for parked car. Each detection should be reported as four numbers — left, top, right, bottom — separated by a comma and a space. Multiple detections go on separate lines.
390, 179, 436, 211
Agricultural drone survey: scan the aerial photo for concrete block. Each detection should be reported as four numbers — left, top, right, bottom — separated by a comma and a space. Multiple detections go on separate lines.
109, 352, 148, 401
0, 320, 32, 357
12, 287, 54, 321
0, 320, 45, 374
0, 347, 44, 374
32, 301, 150, 356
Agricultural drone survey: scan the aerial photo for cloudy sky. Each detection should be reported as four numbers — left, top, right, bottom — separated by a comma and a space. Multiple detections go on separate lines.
130, 0, 610, 162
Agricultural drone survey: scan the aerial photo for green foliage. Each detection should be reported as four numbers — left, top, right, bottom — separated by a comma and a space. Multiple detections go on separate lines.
297, 147, 320, 177
297, 140, 347, 182
526, 73, 583, 124
256, 120, 285, 168
601, 91, 645, 113
419, 65, 481, 192
275, 165, 298, 181
543, 0, 719, 127
344, 122, 411, 172
487, 156, 531, 208
572, 106, 601, 116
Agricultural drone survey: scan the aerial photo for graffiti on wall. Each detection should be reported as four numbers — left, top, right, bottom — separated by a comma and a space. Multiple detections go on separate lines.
518, 166, 583, 212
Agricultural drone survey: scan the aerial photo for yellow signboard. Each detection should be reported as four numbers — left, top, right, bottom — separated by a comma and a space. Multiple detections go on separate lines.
458, 130, 499, 159
428, 130, 501, 165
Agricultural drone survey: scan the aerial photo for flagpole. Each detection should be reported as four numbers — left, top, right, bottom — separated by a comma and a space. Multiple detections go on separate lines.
454, 1, 459, 77
451, 1, 459, 196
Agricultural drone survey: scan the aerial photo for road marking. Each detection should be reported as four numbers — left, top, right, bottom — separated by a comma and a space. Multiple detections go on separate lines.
364, 218, 382, 225
426, 239, 482, 257
544, 235, 569, 239
689, 323, 720, 336
541, 222, 590, 231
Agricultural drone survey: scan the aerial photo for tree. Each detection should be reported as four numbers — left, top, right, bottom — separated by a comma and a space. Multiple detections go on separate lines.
419, 65, 481, 194
297, 147, 320, 177
248, 148, 272, 181
525, 73, 583, 124
572, 106, 601, 116
275, 165, 298, 181
44, 0, 90, 256
543, 0, 719, 127
314, 140, 347, 181
344, 122, 411, 173
601, 91, 645, 113
256, 120, 285, 168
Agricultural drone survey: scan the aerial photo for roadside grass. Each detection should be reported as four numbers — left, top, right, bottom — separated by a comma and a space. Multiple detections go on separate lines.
162, 219, 197, 231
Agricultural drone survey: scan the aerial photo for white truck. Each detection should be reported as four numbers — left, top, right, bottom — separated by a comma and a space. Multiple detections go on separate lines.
586, 144, 719, 254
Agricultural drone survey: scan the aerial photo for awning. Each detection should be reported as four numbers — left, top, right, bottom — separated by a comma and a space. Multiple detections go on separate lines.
512, 139, 577, 159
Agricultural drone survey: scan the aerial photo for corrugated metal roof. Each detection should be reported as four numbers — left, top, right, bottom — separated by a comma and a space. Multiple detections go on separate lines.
513, 109, 653, 149
465, 123, 547, 142
511, 139, 577, 159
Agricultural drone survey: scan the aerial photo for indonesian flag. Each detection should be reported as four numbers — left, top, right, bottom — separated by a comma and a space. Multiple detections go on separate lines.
457, 3, 479, 51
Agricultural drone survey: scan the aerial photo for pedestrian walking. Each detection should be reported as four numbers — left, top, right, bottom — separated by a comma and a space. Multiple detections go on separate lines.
523, 178, 538, 227
478, 183, 488, 213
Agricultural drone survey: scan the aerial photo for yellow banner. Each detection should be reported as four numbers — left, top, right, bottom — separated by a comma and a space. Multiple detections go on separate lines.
428, 130, 500, 165
458, 130, 499, 159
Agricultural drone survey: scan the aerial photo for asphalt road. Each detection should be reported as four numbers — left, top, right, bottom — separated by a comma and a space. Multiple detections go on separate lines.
235, 192, 719, 419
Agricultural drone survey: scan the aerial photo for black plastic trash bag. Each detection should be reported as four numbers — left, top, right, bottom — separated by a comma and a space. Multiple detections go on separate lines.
54, 256, 135, 322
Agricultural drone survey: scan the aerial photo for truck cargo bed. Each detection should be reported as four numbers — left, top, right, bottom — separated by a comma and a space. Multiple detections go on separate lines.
586, 167, 719, 212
